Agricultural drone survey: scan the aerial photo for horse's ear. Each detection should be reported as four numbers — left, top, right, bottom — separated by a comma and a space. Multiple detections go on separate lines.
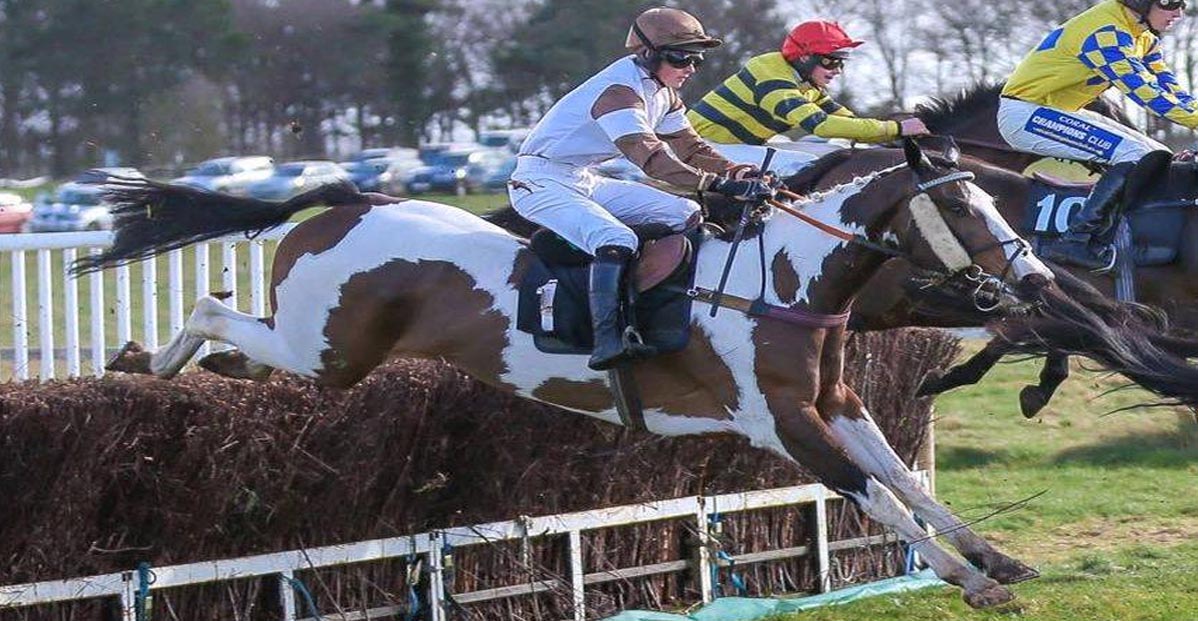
903, 137, 929, 173
941, 136, 961, 166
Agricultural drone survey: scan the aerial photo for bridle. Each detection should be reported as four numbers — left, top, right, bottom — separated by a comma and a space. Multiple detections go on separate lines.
768, 166, 1032, 313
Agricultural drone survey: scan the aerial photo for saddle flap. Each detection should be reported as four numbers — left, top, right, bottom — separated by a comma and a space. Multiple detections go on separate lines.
635, 234, 690, 293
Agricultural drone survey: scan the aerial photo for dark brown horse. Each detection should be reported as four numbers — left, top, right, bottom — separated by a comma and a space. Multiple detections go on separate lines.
786, 146, 1198, 415
81, 142, 1057, 607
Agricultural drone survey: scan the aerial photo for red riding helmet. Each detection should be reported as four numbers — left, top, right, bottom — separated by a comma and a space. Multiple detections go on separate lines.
781, 21, 864, 62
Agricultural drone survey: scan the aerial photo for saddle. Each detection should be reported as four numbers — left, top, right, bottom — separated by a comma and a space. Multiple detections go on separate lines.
1022, 156, 1181, 267
516, 228, 701, 356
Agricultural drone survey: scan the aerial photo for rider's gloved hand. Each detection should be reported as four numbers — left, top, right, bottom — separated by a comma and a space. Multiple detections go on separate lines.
708, 176, 775, 202
899, 117, 930, 137
726, 163, 761, 180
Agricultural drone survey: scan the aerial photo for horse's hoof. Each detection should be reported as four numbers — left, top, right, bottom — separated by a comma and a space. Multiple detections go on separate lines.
1019, 386, 1047, 418
988, 559, 1040, 585
916, 370, 944, 397
106, 341, 152, 374
963, 583, 1015, 609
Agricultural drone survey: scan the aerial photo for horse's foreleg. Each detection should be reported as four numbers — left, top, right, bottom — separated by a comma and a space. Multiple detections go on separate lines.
820, 389, 1038, 586
1019, 353, 1069, 418
772, 404, 1013, 608
916, 338, 1009, 397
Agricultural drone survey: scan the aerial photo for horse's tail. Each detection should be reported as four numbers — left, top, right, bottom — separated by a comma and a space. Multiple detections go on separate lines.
70, 178, 365, 276
993, 284, 1198, 409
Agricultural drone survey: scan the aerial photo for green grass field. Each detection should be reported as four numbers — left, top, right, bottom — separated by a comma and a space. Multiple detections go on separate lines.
773, 352, 1198, 621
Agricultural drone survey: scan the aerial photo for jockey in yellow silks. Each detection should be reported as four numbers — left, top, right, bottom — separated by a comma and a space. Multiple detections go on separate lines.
508, 8, 771, 371
687, 20, 928, 168
998, 0, 1190, 271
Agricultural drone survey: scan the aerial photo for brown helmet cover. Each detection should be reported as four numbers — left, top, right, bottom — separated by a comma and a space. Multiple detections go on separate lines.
625, 8, 722, 52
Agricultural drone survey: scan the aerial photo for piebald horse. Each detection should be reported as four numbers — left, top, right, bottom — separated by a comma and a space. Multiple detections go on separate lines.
80, 141, 1045, 608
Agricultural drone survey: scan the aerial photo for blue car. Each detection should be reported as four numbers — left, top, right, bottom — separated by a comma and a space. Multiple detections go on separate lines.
406, 149, 514, 195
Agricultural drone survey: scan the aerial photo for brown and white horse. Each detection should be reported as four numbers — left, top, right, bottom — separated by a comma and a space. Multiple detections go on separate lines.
80, 141, 1046, 607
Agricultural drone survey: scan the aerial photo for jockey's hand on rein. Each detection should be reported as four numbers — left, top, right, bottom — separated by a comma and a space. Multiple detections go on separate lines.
709, 176, 775, 202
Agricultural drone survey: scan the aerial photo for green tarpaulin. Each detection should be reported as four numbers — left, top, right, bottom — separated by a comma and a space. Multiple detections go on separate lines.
602, 570, 943, 621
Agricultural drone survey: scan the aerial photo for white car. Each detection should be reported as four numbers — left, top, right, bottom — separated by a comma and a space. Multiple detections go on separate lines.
28, 168, 147, 232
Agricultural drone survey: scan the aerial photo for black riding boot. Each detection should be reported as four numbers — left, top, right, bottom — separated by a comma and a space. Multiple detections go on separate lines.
588, 246, 655, 371
1040, 161, 1135, 272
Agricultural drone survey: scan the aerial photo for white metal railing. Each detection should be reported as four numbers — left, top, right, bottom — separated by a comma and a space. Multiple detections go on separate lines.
0, 226, 295, 382
0, 477, 928, 621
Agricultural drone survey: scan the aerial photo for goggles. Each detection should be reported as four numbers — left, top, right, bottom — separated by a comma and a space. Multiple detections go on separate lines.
661, 48, 705, 68
1159, 0, 1186, 9
817, 55, 845, 70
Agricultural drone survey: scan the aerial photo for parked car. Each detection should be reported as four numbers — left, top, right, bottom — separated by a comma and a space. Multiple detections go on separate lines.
478, 129, 530, 153
28, 168, 146, 232
482, 155, 518, 192
406, 149, 514, 195
346, 147, 419, 162
0, 192, 32, 233
244, 160, 349, 201
172, 156, 274, 194
341, 152, 425, 194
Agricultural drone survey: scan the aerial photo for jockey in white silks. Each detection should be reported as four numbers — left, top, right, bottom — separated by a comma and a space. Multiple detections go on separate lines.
507, 7, 771, 371
686, 20, 929, 173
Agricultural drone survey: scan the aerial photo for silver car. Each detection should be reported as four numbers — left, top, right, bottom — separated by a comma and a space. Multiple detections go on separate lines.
244, 160, 350, 201
28, 168, 145, 232
172, 156, 275, 195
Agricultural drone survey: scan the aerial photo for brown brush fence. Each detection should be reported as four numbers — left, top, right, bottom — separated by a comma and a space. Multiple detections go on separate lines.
0, 328, 958, 621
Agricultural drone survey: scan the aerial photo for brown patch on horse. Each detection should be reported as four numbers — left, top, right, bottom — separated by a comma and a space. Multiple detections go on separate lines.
270, 203, 372, 310
532, 378, 615, 411
318, 259, 514, 390
635, 327, 739, 420
771, 250, 800, 305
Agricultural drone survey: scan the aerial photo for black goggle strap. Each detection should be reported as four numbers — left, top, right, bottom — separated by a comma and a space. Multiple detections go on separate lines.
662, 48, 703, 65
633, 22, 657, 51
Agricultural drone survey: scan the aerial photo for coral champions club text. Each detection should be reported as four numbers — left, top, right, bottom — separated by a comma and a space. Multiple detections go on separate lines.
1029, 113, 1115, 152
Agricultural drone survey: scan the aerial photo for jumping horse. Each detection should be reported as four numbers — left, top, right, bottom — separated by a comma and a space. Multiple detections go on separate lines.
81, 141, 1043, 607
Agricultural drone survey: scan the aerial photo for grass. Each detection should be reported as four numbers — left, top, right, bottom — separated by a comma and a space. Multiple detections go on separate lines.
770, 350, 1198, 620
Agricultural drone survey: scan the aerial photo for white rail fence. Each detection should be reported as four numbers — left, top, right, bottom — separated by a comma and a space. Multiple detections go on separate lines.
0, 478, 929, 621
0, 226, 295, 382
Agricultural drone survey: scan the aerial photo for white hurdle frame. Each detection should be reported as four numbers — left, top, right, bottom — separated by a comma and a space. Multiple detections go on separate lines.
0, 226, 294, 382
0, 476, 929, 621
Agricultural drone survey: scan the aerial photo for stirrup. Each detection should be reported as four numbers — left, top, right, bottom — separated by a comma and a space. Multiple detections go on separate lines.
1091, 245, 1117, 274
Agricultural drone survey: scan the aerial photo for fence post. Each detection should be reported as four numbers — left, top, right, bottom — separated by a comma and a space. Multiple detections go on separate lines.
428, 533, 446, 621
141, 257, 158, 350
64, 248, 81, 377
36, 249, 53, 380
568, 529, 585, 621
88, 248, 106, 377
11, 250, 27, 380
694, 497, 714, 604
814, 488, 831, 593
278, 571, 297, 621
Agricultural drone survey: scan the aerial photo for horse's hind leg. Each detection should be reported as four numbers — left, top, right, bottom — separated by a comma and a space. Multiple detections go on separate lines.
1019, 353, 1069, 418
821, 391, 1038, 585
142, 296, 285, 379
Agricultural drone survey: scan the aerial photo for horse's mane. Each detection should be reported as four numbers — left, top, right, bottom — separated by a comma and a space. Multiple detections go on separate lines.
915, 81, 1136, 134
780, 149, 858, 195
915, 82, 1006, 134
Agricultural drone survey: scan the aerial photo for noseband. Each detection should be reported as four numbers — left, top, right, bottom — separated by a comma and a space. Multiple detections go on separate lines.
774, 167, 1031, 313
